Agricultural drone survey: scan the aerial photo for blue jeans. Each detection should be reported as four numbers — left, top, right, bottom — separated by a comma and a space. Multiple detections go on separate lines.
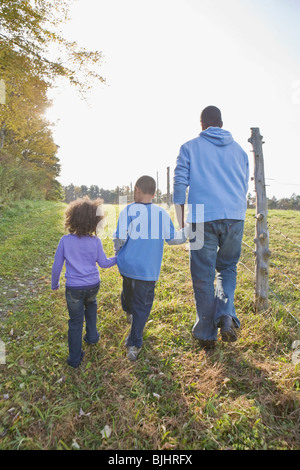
190, 220, 244, 341
121, 276, 156, 348
65, 284, 100, 367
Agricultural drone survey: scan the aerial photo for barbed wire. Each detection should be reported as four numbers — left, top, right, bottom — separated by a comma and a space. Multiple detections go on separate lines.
270, 262, 300, 292
265, 178, 300, 188
268, 224, 300, 249
238, 260, 254, 275
268, 287, 300, 326
242, 240, 255, 251
240, 237, 300, 326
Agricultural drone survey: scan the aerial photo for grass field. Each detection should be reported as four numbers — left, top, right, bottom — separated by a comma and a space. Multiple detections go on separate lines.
0, 200, 299, 450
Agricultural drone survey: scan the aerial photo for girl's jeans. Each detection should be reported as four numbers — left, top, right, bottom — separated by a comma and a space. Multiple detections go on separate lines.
121, 276, 156, 348
65, 284, 100, 367
190, 219, 244, 341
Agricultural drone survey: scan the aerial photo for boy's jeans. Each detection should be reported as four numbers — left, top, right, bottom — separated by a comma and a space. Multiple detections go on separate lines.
190, 219, 244, 341
121, 276, 156, 348
65, 284, 100, 367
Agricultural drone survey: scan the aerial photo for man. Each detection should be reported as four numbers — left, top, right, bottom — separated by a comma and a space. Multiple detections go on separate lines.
173, 106, 249, 348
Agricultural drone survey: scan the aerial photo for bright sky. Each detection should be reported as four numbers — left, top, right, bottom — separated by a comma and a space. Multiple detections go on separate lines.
46, 0, 300, 199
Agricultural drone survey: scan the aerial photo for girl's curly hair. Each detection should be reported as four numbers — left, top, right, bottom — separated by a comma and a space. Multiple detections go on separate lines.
65, 196, 104, 237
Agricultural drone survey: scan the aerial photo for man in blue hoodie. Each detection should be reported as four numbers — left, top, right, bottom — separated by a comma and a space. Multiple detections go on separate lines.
173, 106, 249, 348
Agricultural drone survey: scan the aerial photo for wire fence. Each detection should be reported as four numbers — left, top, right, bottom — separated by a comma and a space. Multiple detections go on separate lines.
239, 217, 300, 328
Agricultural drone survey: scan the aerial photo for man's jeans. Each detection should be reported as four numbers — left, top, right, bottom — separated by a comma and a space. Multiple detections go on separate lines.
65, 284, 100, 367
190, 219, 244, 341
121, 276, 156, 348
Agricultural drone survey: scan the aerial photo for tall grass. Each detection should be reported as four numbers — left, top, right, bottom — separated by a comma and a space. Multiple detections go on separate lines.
0, 201, 299, 450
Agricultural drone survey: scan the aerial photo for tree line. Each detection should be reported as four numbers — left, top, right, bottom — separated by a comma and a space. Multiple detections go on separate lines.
63, 183, 166, 204
64, 184, 300, 210
247, 193, 300, 211
0, 0, 103, 206
64, 184, 132, 204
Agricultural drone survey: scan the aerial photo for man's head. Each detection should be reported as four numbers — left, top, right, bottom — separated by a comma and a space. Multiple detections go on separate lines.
134, 175, 156, 202
200, 106, 223, 130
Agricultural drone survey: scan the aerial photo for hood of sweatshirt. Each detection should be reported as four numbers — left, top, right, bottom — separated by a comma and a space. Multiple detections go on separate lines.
200, 126, 234, 146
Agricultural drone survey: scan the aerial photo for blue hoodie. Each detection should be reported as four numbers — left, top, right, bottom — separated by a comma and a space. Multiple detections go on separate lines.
114, 203, 187, 281
173, 127, 249, 223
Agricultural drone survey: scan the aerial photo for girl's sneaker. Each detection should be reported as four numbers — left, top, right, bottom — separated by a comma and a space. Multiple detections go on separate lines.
127, 346, 141, 361
67, 350, 85, 368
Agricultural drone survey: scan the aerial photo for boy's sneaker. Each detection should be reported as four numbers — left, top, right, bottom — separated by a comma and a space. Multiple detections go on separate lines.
127, 346, 141, 361
198, 339, 216, 350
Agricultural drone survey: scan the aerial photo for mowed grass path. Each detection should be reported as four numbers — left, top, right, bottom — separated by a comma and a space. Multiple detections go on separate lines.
0, 201, 299, 450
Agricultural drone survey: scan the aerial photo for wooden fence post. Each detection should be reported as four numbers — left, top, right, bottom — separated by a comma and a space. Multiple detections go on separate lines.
248, 128, 270, 312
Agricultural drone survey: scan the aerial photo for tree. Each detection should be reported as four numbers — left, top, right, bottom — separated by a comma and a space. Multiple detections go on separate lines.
268, 196, 278, 209
290, 193, 300, 210
80, 185, 89, 197
0, 1, 105, 203
0, 45, 61, 197
64, 183, 76, 203
0, 0, 104, 93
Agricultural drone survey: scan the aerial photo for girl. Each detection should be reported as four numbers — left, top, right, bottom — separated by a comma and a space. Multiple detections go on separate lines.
51, 197, 116, 368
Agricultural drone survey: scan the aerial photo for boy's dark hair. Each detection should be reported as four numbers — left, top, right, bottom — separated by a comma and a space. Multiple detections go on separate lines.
65, 196, 104, 237
135, 175, 156, 195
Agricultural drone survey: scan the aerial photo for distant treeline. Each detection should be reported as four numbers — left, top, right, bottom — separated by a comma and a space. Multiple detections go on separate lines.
64, 183, 129, 204
247, 193, 300, 211
63, 184, 300, 210
63, 183, 167, 204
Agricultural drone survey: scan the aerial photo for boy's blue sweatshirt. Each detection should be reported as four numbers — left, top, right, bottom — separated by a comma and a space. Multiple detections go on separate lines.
173, 127, 249, 223
115, 202, 185, 281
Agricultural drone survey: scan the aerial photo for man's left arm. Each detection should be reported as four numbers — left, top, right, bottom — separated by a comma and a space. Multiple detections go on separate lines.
173, 144, 190, 228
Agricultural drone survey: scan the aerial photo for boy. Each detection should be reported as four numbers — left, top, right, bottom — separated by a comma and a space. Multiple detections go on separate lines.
113, 175, 187, 361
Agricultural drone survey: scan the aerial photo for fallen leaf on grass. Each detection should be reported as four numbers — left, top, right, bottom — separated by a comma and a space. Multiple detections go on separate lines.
101, 425, 112, 439
12, 412, 21, 423
72, 439, 80, 450
78, 408, 91, 418
222, 377, 230, 386
161, 443, 177, 450
55, 376, 66, 384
